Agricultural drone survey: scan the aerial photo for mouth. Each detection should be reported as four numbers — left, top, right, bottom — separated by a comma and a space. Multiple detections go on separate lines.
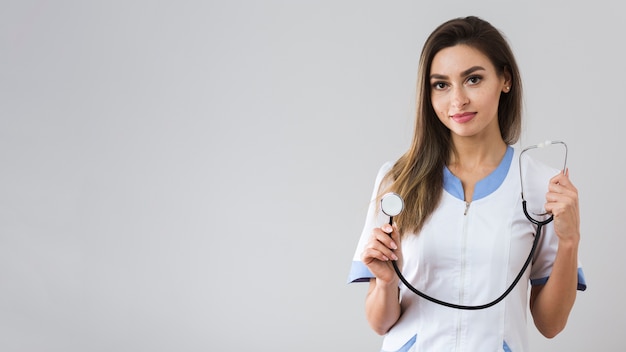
451, 112, 476, 124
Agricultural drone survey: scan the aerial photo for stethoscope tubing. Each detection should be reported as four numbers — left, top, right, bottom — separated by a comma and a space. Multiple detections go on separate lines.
388, 211, 550, 310
387, 141, 567, 310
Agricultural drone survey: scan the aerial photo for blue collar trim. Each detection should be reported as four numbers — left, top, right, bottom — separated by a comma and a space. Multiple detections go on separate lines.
443, 146, 513, 201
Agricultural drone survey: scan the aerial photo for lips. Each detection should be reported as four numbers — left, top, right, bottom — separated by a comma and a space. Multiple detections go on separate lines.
451, 112, 476, 124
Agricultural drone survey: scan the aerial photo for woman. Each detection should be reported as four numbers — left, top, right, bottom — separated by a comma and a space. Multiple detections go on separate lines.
347, 16, 586, 351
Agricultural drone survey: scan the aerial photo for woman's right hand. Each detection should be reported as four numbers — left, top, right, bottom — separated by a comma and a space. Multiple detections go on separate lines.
361, 223, 403, 286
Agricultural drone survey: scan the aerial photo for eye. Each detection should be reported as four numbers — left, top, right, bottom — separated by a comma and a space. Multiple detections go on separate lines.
466, 75, 482, 85
431, 81, 448, 90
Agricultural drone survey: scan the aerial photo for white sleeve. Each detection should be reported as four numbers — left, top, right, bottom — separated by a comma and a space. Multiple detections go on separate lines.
347, 161, 394, 283
529, 221, 587, 291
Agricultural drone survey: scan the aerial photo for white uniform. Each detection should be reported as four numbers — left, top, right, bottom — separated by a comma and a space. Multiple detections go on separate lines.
348, 147, 586, 352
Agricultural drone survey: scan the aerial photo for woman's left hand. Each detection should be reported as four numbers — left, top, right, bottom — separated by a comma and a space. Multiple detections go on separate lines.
544, 168, 580, 244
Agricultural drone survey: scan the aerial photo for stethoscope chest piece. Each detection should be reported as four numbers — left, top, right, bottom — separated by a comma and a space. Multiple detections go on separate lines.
381, 192, 404, 218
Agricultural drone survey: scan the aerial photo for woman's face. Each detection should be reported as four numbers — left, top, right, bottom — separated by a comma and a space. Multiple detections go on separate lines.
429, 44, 510, 141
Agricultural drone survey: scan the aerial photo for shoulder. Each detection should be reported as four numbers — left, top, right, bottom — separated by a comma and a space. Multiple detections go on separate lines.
378, 160, 395, 175
373, 161, 395, 186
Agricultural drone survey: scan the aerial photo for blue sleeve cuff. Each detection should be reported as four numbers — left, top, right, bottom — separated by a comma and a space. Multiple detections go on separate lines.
347, 261, 374, 283
531, 267, 587, 291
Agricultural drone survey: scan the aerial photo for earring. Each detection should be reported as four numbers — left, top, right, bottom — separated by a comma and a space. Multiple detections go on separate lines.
505, 86, 510, 92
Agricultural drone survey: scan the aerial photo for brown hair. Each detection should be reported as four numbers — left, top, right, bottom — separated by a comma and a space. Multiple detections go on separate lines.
378, 16, 523, 236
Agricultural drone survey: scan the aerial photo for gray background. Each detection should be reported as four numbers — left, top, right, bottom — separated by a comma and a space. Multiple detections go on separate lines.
1, 1, 622, 351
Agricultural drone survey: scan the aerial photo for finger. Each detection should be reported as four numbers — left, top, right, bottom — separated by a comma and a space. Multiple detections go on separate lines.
549, 182, 578, 201
361, 247, 392, 263
362, 243, 398, 263
546, 189, 577, 204
544, 191, 578, 217
551, 169, 578, 190
547, 180, 578, 200
364, 228, 398, 258
543, 201, 566, 216
550, 172, 567, 186
376, 225, 399, 250
371, 235, 399, 261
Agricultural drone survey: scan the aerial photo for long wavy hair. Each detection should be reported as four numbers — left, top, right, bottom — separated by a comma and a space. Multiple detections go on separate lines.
378, 16, 523, 237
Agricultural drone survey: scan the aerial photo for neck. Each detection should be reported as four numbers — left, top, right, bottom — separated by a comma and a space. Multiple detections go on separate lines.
448, 137, 507, 171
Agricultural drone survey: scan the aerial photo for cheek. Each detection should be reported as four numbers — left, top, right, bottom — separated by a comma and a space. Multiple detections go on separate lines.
477, 90, 502, 111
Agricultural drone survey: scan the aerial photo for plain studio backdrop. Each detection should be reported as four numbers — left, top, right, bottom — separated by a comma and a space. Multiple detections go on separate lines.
1, 1, 623, 351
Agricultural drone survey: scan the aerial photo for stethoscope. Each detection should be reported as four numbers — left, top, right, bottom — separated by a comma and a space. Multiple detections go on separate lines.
380, 141, 568, 310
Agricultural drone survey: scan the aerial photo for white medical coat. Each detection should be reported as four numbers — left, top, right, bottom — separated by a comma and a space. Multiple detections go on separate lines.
348, 147, 586, 352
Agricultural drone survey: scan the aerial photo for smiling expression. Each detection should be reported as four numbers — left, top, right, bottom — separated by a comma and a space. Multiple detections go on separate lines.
430, 44, 510, 141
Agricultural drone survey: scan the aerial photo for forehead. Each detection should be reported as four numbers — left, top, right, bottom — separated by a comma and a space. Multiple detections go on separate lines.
430, 44, 495, 76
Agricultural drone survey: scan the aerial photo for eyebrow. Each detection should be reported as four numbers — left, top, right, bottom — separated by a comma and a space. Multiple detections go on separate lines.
430, 66, 486, 80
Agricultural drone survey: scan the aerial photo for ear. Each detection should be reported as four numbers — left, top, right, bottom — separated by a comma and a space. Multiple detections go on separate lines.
502, 67, 512, 93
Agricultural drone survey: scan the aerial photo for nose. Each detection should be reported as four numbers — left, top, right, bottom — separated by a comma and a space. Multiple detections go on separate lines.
451, 86, 469, 109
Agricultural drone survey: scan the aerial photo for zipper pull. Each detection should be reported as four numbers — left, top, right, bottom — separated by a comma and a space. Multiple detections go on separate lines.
464, 202, 471, 215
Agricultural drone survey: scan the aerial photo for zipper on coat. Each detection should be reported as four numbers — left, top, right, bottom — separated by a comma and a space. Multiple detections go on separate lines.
456, 201, 471, 350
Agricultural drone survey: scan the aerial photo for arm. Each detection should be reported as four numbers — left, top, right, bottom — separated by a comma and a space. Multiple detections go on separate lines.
361, 223, 403, 335
365, 277, 401, 335
530, 240, 578, 337
530, 169, 580, 338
